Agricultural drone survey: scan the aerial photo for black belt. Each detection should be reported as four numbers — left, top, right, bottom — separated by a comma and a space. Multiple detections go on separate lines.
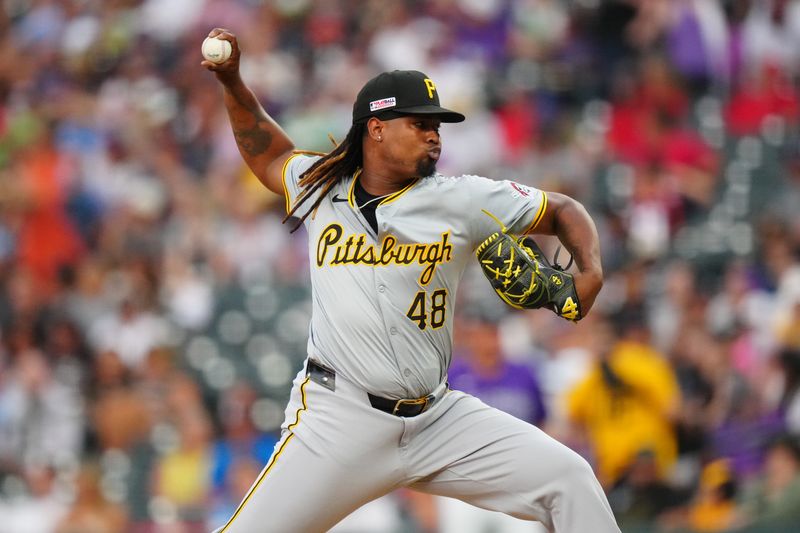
307, 359, 436, 418
367, 392, 435, 417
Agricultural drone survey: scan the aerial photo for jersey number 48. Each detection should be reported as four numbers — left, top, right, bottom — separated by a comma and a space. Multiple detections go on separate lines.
406, 289, 448, 330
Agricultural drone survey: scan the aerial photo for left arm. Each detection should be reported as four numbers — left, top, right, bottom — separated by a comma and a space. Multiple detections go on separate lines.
529, 192, 603, 315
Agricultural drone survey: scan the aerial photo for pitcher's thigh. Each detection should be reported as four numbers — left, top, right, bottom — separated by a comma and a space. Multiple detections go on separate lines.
412, 397, 618, 532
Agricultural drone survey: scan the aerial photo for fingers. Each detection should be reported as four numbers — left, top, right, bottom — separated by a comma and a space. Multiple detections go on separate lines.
207, 27, 237, 47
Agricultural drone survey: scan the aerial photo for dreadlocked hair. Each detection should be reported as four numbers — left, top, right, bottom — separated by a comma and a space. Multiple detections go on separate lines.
283, 122, 365, 232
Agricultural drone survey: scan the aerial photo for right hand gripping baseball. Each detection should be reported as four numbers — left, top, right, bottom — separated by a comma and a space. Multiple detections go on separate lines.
476, 232, 582, 321
201, 28, 241, 81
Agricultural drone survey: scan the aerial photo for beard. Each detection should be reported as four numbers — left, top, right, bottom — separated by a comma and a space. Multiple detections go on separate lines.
416, 156, 437, 178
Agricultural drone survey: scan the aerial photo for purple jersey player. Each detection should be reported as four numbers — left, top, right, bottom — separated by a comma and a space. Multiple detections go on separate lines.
449, 317, 547, 426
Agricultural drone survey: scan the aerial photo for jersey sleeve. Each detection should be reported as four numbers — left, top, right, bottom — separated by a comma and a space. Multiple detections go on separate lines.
464, 175, 548, 248
281, 153, 322, 216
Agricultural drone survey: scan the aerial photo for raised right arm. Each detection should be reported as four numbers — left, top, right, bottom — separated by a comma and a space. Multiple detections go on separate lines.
202, 28, 295, 195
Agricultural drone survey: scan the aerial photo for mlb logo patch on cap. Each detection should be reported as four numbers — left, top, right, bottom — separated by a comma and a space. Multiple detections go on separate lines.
369, 97, 396, 112
352, 70, 465, 124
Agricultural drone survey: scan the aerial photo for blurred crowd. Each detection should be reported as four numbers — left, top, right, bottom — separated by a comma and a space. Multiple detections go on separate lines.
1, 0, 800, 532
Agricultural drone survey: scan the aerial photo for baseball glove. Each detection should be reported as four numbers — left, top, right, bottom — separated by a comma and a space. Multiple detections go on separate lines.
476, 232, 582, 321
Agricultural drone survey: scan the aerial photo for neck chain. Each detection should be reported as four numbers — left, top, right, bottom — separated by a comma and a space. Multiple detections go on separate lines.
353, 169, 392, 209
357, 193, 391, 209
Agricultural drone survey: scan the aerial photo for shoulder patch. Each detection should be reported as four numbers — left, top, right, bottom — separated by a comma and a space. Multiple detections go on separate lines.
508, 181, 534, 199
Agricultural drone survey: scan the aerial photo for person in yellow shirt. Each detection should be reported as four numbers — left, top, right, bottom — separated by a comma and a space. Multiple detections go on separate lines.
686, 459, 739, 532
567, 317, 681, 487
154, 407, 214, 526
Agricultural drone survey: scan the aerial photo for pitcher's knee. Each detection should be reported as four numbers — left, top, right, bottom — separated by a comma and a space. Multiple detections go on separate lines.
548, 449, 602, 499
545, 451, 619, 531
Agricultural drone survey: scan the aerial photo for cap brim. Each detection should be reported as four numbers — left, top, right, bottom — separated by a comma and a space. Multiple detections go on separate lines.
393, 104, 465, 123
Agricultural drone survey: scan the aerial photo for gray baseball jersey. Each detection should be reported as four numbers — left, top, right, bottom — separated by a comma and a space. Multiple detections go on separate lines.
282, 153, 547, 399
215, 155, 620, 533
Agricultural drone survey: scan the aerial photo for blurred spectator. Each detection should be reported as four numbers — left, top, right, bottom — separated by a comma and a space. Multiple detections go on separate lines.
705, 260, 772, 347
664, 0, 727, 95
208, 455, 262, 531
736, 434, 800, 531
213, 182, 290, 284
209, 381, 277, 495
0, 464, 67, 533
567, 316, 680, 487
153, 407, 213, 531
739, 1, 800, 80
58, 257, 115, 334
90, 352, 151, 453
710, 392, 785, 482
779, 348, 800, 434
7, 129, 85, 291
44, 316, 92, 395
725, 64, 799, 136
608, 449, 690, 531
87, 296, 169, 370
160, 251, 215, 331
649, 260, 696, 355
54, 463, 127, 533
684, 459, 740, 533
0, 267, 51, 338
606, 55, 689, 168
448, 315, 547, 425
0, 346, 84, 470
135, 348, 185, 425
764, 230, 800, 338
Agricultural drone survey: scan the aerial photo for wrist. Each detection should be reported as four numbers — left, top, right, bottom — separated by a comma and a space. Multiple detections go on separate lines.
574, 270, 602, 314
577, 269, 603, 289
217, 70, 244, 89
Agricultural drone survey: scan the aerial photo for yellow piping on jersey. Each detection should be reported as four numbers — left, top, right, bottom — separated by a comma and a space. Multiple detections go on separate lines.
379, 178, 420, 206
218, 377, 311, 532
524, 191, 548, 234
347, 168, 363, 208
347, 169, 419, 208
281, 153, 304, 215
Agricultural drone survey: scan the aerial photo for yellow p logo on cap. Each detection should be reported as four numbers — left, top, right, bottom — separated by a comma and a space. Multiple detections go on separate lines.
424, 78, 436, 99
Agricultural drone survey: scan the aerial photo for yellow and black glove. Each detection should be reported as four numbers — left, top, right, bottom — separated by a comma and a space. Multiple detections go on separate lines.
476, 232, 582, 321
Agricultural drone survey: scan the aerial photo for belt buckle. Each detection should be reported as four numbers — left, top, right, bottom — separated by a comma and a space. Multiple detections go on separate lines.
392, 395, 432, 416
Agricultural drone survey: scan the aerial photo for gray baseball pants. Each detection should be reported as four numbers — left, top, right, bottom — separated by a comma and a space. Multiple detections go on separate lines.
214, 360, 620, 533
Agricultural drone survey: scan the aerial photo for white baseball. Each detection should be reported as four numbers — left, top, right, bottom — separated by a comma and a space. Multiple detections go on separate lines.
201, 37, 232, 64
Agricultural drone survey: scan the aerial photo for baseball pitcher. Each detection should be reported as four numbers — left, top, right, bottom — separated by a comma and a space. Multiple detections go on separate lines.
204, 28, 620, 533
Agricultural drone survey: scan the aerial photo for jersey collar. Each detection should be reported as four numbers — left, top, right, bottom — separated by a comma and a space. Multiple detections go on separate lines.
347, 169, 420, 209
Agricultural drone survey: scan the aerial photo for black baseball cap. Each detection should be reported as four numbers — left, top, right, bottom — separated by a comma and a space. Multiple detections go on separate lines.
352, 70, 465, 124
